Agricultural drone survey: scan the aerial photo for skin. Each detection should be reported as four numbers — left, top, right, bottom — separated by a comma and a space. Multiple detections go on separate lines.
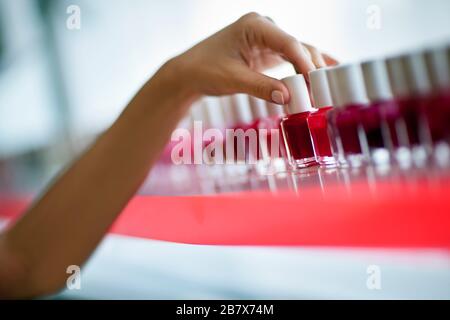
0, 13, 337, 298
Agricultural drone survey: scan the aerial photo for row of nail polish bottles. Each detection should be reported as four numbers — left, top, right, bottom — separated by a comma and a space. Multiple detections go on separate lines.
223, 94, 287, 171
177, 93, 289, 176
279, 43, 449, 171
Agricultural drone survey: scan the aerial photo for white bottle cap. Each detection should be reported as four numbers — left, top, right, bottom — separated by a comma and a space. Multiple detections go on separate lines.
425, 45, 450, 92
326, 66, 341, 107
266, 101, 286, 117
190, 100, 204, 122
248, 96, 269, 119
230, 94, 253, 124
403, 50, 432, 95
309, 68, 333, 108
220, 96, 236, 127
281, 74, 315, 115
203, 97, 225, 128
329, 64, 369, 107
386, 54, 411, 98
361, 59, 393, 102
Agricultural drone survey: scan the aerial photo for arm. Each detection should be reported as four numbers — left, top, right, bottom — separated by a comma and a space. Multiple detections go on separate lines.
0, 13, 336, 298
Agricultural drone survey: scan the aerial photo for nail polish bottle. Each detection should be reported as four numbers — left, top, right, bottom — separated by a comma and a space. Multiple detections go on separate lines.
325, 67, 347, 167
229, 94, 255, 165
386, 54, 430, 167
307, 68, 337, 167
280, 74, 318, 169
219, 95, 252, 178
202, 97, 226, 165
253, 100, 288, 174
424, 45, 450, 165
265, 101, 288, 162
189, 101, 204, 165
248, 96, 269, 162
327, 64, 370, 167
162, 114, 193, 165
361, 59, 408, 167
404, 51, 436, 149
425, 45, 450, 129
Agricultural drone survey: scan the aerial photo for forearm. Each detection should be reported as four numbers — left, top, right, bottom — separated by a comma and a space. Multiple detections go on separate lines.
0, 58, 197, 298
0, 12, 333, 298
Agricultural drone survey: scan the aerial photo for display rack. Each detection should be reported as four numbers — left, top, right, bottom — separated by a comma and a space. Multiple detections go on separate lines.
1, 166, 449, 249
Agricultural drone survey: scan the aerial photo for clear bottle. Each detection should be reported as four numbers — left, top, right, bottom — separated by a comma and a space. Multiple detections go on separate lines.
386, 53, 430, 167
280, 74, 318, 170
424, 45, 450, 166
307, 68, 337, 167
260, 101, 288, 173
361, 59, 409, 167
326, 64, 370, 168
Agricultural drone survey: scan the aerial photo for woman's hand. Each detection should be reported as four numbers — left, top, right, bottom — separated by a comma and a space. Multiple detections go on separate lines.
171, 12, 337, 105
0, 12, 337, 298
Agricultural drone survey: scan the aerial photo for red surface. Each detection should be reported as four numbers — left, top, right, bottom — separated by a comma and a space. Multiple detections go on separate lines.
1, 179, 450, 248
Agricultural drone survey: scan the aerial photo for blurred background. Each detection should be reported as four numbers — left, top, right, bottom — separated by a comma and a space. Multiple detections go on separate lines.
1, 0, 450, 195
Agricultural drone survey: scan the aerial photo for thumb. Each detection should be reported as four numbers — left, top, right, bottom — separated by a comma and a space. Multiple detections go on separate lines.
235, 69, 290, 105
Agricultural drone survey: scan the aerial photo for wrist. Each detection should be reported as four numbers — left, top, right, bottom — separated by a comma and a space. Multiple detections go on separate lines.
127, 55, 201, 123
153, 56, 201, 105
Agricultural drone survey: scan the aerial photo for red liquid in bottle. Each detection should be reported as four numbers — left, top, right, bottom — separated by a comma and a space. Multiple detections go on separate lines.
248, 119, 262, 160
335, 105, 363, 155
359, 104, 385, 150
439, 90, 450, 142
397, 97, 423, 146
280, 111, 317, 168
380, 100, 405, 148
307, 107, 333, 157
258, 116, 285, 159
229, 123, 256, 163
422, 94, 448, 144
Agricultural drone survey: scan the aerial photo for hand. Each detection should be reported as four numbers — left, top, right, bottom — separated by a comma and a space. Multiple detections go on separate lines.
172, 12, 337, 105
0, 13, 338, 298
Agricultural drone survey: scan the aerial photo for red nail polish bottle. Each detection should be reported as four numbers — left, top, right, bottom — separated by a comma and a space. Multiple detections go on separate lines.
361, 59, 408, 167
163, 115, 193, 165
327, 64, 369, 167
202, 97, 226, 165
280, 74, 318, 169
248, 96, 268, 162
265, 101, 288, 159
386, 54, 431, 167
229, 94, 256, 165
189, 101, 205, 165
258, 101, 289, 173
307, 68, 337, 167
425, 45, 450, 165
248, 97, 287, 174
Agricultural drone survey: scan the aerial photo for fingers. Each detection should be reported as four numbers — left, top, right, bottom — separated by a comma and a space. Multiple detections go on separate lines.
241, 14, 316, 76
241, 15, 340, 79
302, 43, 340, 68
227, 13, 340, 104
302, 43, 327, 68
322, 53, 339, 66
233, 67, 290, 104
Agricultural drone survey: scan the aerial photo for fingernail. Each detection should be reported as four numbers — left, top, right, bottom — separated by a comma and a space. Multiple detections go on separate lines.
271, 90, 285, 105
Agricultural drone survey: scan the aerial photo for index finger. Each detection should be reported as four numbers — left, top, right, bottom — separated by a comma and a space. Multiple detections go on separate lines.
244, 15, 316, 77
